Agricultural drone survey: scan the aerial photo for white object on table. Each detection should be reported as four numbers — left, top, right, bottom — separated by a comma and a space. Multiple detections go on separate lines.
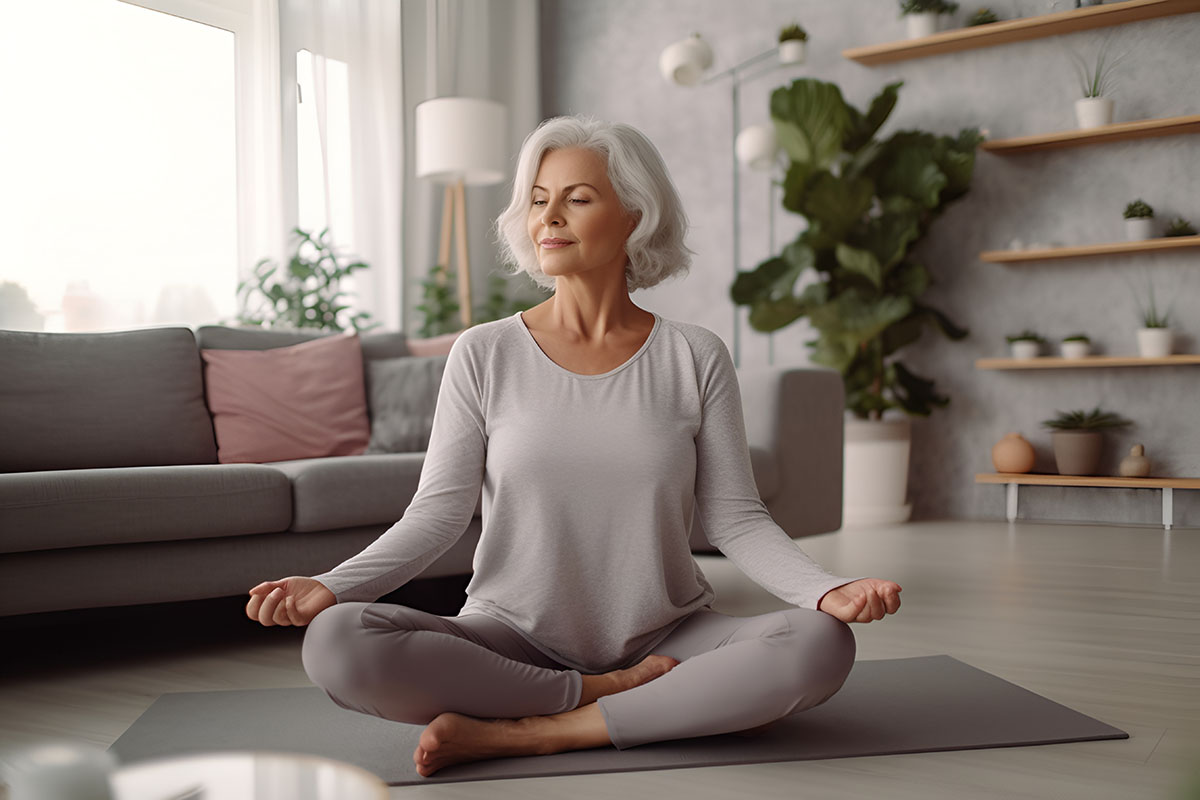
108, 751, 388, 800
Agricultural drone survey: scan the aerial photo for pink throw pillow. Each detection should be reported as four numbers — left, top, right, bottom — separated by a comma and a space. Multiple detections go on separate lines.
200, 333, 370, 463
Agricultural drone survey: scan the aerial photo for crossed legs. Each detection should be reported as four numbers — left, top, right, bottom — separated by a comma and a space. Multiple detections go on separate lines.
301, 602, 855, 777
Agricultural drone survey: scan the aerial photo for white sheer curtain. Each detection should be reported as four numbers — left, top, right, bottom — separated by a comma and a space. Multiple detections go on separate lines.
280, 0, 405, 331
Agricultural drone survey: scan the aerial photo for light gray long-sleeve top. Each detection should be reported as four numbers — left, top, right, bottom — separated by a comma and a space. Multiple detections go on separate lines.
313, 310, 859, 674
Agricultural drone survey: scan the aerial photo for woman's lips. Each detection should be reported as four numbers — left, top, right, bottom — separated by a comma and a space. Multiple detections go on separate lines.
540, 239, 573, 249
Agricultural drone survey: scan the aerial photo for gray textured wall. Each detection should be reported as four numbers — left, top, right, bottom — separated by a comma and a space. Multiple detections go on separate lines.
539, 0, 1200, 527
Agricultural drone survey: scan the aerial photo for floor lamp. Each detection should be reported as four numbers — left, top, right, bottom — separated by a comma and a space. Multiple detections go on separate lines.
659, 33, 805, 367
415, 97, 508, 329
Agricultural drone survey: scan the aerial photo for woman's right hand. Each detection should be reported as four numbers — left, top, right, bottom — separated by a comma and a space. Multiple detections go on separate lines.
246, 576, 336, 627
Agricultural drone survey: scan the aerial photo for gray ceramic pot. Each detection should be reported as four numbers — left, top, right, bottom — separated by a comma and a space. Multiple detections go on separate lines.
1051, 431, 1103, 475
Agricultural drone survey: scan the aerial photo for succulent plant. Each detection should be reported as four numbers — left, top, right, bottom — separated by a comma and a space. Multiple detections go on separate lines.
967, 7, 999, 25
1062, 333, 1090, 342
1123, 199, 1154, 219
900, 0, 959, 15
1163, 216, 1198, 237
1041, 407, 1132, 431
778, 22, 808, 42
1006, 330, 1046, 344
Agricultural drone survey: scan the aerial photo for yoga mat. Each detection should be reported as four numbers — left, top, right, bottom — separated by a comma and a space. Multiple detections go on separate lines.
109, 655, 1128, 786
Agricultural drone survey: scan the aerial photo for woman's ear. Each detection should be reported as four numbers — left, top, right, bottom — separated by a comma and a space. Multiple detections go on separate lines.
625, 210, 641, 236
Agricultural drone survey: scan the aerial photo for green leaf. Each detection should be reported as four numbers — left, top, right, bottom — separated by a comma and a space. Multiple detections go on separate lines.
844, 81, 902, 152
858, 212, 921, 276
913, 301, 969, 340
836, 244, 883, 289
780, 161, 812, 214
770, 79, 851, 172
746, 296, 807, 332
891, 360, 949, 416
801, 171, 874, 243
888, 260, 930, 298
876, 142, 947, 209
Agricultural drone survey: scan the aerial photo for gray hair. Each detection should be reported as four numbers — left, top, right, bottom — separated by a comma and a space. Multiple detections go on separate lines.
494, 115, 692, 293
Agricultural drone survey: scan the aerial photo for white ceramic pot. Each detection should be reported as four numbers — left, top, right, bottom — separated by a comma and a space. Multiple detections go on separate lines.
658, 35, 713, 86
1074, 96, 1114, 129
1010, 340, 1040, 359
906, 12, 939, 38
735, 124, 779, 171
778, 39, 806, 64
1137, 328, 1172, 357
1125, 217, 1156, 241
843, 416, 913, 526
1061, 340, 1091, 359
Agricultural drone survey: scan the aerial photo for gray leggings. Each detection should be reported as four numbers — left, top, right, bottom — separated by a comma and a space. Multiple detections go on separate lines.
301, 602, 855, 751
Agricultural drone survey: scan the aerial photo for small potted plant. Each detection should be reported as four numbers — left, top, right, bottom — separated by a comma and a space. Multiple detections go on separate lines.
899, 0, 959, 38
1135, 280, 1173, 358
1006, 330, 1045, 359
1060, 334, 1091, 359
1163, 216, 1198, 237
778, 23, 808, 64
1041, 407, 1132, 476
967, 7, 999, 26
1123, 199, 1155, 241
1069, 40, 1121, 129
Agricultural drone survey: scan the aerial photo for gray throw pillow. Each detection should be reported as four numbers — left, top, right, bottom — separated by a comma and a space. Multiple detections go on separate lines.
364, 355, 449, 453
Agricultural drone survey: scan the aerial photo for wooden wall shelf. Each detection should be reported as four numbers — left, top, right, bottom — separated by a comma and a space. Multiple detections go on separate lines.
842, 0, 1200, 65
976, 472, 1199, 529
981, 235, 1200, 263
980, 114, 1200, 154
977, 355, 1200, 370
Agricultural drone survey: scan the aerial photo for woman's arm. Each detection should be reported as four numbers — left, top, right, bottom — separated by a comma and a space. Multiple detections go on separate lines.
309, 331, 489, 604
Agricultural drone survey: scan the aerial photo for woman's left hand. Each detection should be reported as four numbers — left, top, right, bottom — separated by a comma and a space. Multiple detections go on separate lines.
817, 578, 902, 624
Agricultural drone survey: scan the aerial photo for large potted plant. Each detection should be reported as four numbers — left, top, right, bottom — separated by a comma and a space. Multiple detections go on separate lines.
730, 78, 981, 525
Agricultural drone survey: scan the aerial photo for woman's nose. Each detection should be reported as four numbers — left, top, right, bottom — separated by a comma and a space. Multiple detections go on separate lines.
541, 199, 564, 227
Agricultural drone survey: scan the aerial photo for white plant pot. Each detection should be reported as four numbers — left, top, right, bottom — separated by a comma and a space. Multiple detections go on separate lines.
843, 417, 913, 526
1137, 328, 1172, 358
778, 40, 806, 64
735, 124, 780, 171
1074, 97, 1114, 129
906, 12, 940, 38
1061, 341, 1091, 359
1010, 340, 1040, 359
1125, 217, 1156, 241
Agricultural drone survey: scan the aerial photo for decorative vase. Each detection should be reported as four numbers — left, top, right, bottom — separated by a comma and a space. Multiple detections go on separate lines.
1010, 340, 1040, 359
1125, 217, 1156, 241
1119, 444, 1151, 477
1051, 430, 1104, 476
843, 416, 913, 526
1061, 340, 1091, 359
906, 12, 940, 38
778, 39, 806, 64
992, 432, 1036, 474
1137, 328, 1172, 357
1074, 97, 1114, 129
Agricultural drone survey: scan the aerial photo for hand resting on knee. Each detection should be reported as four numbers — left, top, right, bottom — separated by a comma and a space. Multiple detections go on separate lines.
817, 578, 902, 624
245, 576, 336, 627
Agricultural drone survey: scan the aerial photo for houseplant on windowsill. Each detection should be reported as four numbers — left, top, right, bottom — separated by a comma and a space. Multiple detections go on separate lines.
777, 22, 808, 65
1041, 407, 1132, 476
730, 78, 981, 526
899, 0, 959, 38
1123, 199, 1155, 241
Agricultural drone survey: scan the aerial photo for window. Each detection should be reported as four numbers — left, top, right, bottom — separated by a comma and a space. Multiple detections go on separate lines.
295, 48, 356, 259
0, 0, 238, 332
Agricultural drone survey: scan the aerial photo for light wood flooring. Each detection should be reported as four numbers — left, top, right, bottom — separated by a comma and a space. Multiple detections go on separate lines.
1, 519, 1198, 799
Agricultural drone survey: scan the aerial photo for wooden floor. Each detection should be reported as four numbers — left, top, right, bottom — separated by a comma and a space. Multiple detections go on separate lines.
1, 519, 1198, 799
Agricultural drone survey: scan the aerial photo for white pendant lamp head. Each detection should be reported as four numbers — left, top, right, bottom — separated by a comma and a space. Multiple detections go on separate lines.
735, 124, 780, 171
658, 33, 714, 86
415, 97, 508, 186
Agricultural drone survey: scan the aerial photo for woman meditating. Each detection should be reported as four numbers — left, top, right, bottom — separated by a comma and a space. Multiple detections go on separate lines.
245, 115, 902, 779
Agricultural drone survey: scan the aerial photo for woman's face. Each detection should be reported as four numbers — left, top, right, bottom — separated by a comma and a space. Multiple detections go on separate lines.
526, 147, 638, 281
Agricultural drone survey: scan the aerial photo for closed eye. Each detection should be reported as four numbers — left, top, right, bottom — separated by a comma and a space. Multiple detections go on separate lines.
531, 198, 589, 206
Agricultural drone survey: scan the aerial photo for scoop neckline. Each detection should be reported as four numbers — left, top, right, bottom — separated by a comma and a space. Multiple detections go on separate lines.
513, 310, 661, 380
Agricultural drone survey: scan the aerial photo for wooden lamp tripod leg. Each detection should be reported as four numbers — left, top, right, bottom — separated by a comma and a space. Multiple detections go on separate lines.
453, 178, 472, 328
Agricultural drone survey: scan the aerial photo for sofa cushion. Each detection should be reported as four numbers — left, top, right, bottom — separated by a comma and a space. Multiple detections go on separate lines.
199, 333, 371, 463
364, 355, 448, 453
0, 464, 292, 554
271, 453, 482, 533
0, 327, 217, 473
195, 325, 410, 360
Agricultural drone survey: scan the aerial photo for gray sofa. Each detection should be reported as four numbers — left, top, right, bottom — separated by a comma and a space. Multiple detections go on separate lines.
0, 324, 844, 619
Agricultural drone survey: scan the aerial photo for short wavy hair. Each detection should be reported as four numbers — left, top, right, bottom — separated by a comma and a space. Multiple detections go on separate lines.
495, 115, 692, 293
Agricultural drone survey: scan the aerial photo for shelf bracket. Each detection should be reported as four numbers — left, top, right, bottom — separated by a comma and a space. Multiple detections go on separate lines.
1006, 482, 1019, 523
1163, 487, 1174, 531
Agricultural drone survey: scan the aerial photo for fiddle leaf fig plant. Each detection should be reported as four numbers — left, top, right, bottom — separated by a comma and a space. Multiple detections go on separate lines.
730, 78, 981, 420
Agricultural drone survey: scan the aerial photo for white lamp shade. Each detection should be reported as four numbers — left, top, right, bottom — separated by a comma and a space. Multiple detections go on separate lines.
659, 35, 714, 86
735, 124, 779, 171
415, 97, 508, 185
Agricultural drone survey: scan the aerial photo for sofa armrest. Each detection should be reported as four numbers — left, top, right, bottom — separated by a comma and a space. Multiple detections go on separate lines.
737, 365, 844, 539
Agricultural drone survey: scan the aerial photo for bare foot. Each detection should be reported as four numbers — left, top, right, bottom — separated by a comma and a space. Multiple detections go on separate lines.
578, 654, 681, 707
413, 712, 537, 777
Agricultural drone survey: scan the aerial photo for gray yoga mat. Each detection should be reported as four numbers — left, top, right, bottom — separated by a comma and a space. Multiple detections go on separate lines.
108, 655, 1127, 786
